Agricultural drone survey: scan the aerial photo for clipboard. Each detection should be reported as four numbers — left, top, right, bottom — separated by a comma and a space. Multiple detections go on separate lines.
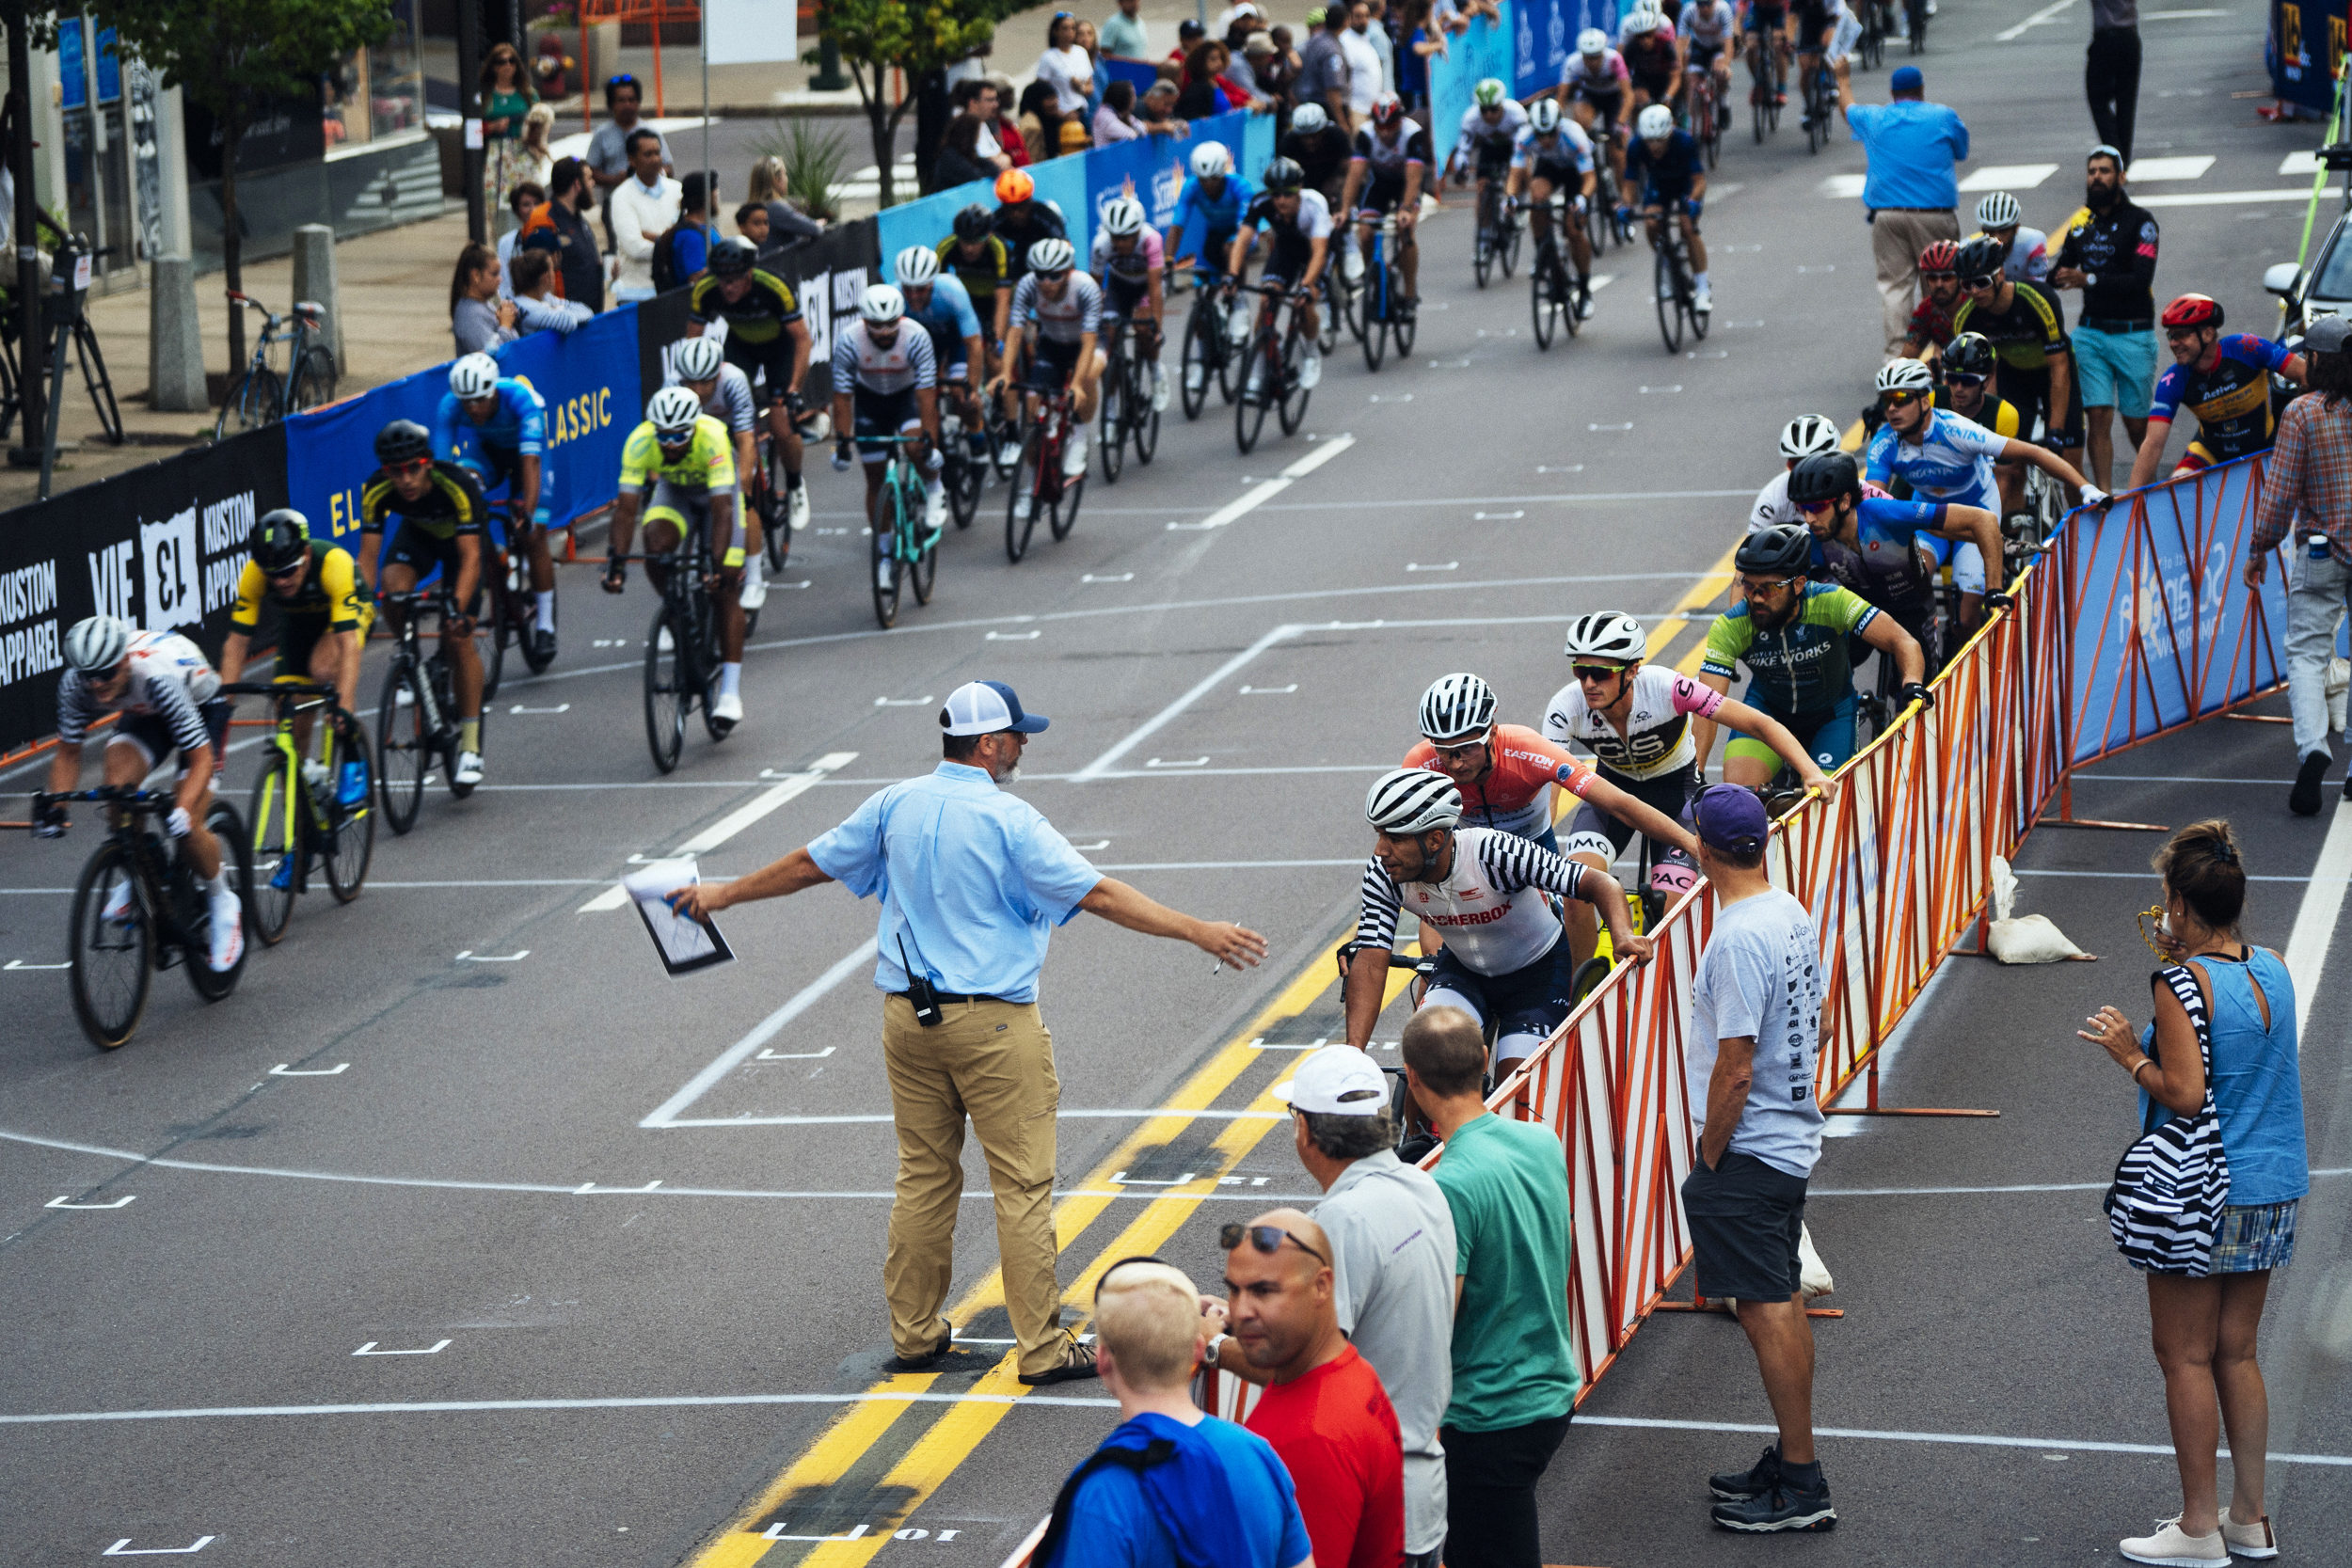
622, 859, 736, 976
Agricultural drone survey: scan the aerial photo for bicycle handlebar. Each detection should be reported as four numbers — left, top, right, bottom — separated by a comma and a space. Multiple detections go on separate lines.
216, 679, 338, 700
31, 786, 170, 810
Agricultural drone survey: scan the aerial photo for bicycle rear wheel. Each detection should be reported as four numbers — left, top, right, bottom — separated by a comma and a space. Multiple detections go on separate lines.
909, 481, 940, 605
1235, 333, 1272, 453
246, 753, 299, 943
1474, 187, 1496, 288
1006, 446, 1042, 562
1392, 273, 1418, 356
481, 562, 509, 704
1099, 346, 1127, 483
1181, 307, 1213, 420
375, 661, 427, 834
70, 841, 151, 1050
215, 366, 283, 440
292, 345, 338, 411
185, 801, 251, 1002
1500, 212, 1522, 278
763, 443, 793, 566
76, 327, 124, 444
517, 545, 556, 673
1655, 248, 1685, 353
1277, 332, 1309, 436
324, 714, 374, 903
644, 604, 688, 772
1133, 358, 1160, 464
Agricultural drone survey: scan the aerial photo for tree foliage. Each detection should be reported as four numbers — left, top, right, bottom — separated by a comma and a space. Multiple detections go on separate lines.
806, 0, 1011, 207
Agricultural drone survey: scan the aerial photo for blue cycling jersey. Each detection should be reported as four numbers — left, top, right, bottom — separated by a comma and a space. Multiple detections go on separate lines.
1172, 175, 1257, 243
1625, 130, 1703, 199
435, 378, 547, 460
1864, 407, 2006, 509
1809, 496, 1949, 626
907, 273, 982, 360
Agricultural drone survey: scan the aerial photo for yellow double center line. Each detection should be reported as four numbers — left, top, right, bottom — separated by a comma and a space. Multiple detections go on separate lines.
692, 942, 1420, 1566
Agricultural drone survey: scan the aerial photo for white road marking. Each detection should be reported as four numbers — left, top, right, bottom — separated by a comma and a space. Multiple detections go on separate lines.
1166, 434, 1356, 531
2282, 150, 2321, 175
353, 1339, 452, 1356
1995, 0, 2077, 40
2284, 800, 2352, 1034
269, 1063, 348, 1077
453, 950, 530, 963
2126, 154, 2216, 181
103, 1537, 215, 1556
1819, 174, 1867, 199
581, 753, 858, 910
1959, 164, 2059, 191
45, 1195, 135, 1210
2138, 188, 2315, 207
1577, 1415, 2350, 1465
4, 958, 70, 969
1073, 624, 1304, 780
638, 939, 880, 1127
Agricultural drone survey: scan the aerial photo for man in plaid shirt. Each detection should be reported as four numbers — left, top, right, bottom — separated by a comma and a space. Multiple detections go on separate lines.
2249, 313, 2352, 816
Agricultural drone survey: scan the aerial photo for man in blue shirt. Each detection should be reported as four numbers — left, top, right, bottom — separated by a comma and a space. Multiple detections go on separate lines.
668, 681, 1267, 1386
1837, 63, 1968, 357
436, 353, 558, 661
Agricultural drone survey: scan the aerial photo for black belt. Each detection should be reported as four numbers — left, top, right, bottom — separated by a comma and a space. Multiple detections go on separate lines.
894, 989, 1014, 1007
2082, 317, 2155, 333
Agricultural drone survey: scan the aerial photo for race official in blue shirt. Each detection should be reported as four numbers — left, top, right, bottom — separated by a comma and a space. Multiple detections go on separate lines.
669, 680, 1267, 1387
1837, 63, 1970, 357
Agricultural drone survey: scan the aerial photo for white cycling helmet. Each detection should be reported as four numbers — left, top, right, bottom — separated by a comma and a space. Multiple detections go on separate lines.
1975, 190, 2022, 229
1578, 26, 1609, 54
1563, 611, 1648, 663
1635, 103, 1675, 140
1473, 77, 1508, 108
1779, 413, 1841, 458
1102, 196, 1147, 237
1366, 768, 1464, 835
1418, 673, 1498, 745
1292, 102, 1329, 135
673, 335, 724, 383
1875, 357, 1935, 396
1625, 7, 1661, 32
894, 245, 940, 286
646, 384, 703, 437
1190, 142, 1233, 178
1026, 236, 1076, 275
1527, 97, 1563, 135
63, 614, 131, 674
859, 283, 906, 324
449, 352, 501, 400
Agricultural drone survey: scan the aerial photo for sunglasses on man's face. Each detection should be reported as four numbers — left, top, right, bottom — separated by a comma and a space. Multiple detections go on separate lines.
1740, 574, 1799, 594
1038, 268, 1072, 284
388, 456, 433, 477
1962, 274, 1998, 291
1220, 1222, 1328, 1266
1880, 389, 1925, 408
1946, 372, 1986, 389
1794, 496, 1838, 515
1573, 663, 1629, 684
268, 561, 307, 580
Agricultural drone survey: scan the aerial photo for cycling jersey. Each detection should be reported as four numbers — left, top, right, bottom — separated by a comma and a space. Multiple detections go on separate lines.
231, 540, 362, 638
1243, 189, 1336, 245
1808, 497, 1952, 625
1934, 387, 2022, 439
991, 203, 1070, 282
1561, 50, 1631, 100
56, 629, 218, 753
1280, 130, 1353, 198
434, 377, 546, 461
831, 318, 938, 397
934, 234, 1009, 307
1865, 406, 2008, 508
1620, 21, 1680, 82
1511, 121, 1596, 177
906, 274, 983, 366
1456, 101, 1530, 164
1701, 582, 1881, 717
2148, 333, 2296, 462
676, 360, 758, 435
1355, 826, 1588, 978
687, 266, 803, 345
1352, 119, 1434, 174
1398, 723, 1600, 840
1751, 473, 1893, 531
1979, 226, 2050, 284
1949, 279, 2068, 372
1009, 270, 1104, 344
1679, 0, 1738, 46
1626, 129, 1705, 200
2050, 199, 2159, 325
1091, 226, 1167, 287
617, 416, 738, 495
1542, 665, 1724, 782
1171, 174, 1257, 242
1904, 293, 1958, 354
360, 460, 489, 540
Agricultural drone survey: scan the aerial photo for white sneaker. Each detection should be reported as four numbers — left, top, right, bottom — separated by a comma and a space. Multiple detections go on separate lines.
395, 686, 414, 707
1343, 249, 1365, 282
998, 440, 1024, 467
1660, 276, 1676, 300
455, 751, 485, 786
1063, 432, 1089, 477
925, 488, 946, 530
787, 483, 811, 532
2119, 1518, 2227, 1567
206, 892, 244, 973
1184, 362, 1204, 391
2218, 1508, 2279, 1560
739, 574, 768, 610
1226, 308, 1252, 344
1152, 363, 1170, 410
1299, 353, 1322, 389
711, 690, 744, 727
1576, 292, 1597, 320
876, 554, 897, 591
103, 876, 134, 923
1014, 494, 1033, 522
657, 626, 675, 653
1693, 285, 1713, 313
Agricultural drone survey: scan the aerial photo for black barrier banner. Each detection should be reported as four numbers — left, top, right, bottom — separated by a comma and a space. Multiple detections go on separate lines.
636, 221, 883, 389
0, 424, 290, 755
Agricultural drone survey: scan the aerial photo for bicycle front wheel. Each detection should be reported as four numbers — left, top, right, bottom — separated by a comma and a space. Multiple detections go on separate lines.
1655, 248, 1685, 354
292, 345, 339, 411
1006, 449, 1042, 562
1278, 332, 1310, 436
481, 562, 509, 704
1500, 213, 1522, 278
185, 800, 251, 1002
1051, 467, 1083, 543
1235, 334, 1272, 453
1532, 258, 1559, 351
909, 483, 940, 605
1181, 308, 1213, 420
1391, 274, 1418, 356
874, 479, 905, 627
215, 366, 284, 440
77, 327, 124, 444
246, 752, 299, 943
375, 661, 427, 834
324, 714, 374, 903
70, 841, 152, 1049
644, 604, 688, 772
1099, 349, 1127, 483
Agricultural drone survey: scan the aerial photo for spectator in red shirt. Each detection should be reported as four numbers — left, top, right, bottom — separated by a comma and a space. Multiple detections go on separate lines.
1220, 1210, 1408, 1568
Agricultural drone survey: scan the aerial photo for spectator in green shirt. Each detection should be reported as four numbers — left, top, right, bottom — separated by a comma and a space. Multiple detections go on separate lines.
1101, 0, 1152, 60
1403, 1004, 1576, 1568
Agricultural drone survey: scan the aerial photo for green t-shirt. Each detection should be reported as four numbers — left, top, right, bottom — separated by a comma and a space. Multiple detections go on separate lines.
1433, 1113, 1578, 1431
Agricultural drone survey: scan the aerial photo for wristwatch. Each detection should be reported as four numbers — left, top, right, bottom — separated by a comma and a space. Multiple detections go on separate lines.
1205, 1333, 1231, 1369
2084, 271, 2099, 287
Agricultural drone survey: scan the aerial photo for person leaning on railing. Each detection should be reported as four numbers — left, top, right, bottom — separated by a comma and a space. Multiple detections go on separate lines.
2246, 312, 2352, 816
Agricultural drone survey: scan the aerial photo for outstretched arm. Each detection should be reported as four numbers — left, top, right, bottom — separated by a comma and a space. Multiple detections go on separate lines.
669, 846, 834, 918
1080, 878, 1268, 966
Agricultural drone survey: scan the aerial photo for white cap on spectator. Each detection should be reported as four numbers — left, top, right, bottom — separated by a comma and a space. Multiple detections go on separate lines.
1272, 1044, 1391, 1115
939, 679, 1051, 736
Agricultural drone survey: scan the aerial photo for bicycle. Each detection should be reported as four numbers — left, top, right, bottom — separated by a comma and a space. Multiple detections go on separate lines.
1358, 211, 1418, 372
480, 500, 558, 702
1748, 36, 1787, 143
1529, 198, 1584, 351
215, 293, 339, 440
1097, 312, 1162, 483
373, 587, 485, 829
1646, 207, 1708, 354
866, 433, 941, 628
1688, 69, 1723, 168
1232, 281, 1314, 454
1178, 268, 1241, 420
219, 679, 373, 943
32, 785, 252, 1050
1006, 384, 1085, 562
1472, 173, 1521, 287
1588, 136, 1631, 252
1803, 56, 1838, 154
625, 515, 739, 773
937, 398, 989, 529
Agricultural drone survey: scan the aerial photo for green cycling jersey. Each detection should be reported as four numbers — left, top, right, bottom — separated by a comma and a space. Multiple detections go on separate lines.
1699, 582, 1881, 716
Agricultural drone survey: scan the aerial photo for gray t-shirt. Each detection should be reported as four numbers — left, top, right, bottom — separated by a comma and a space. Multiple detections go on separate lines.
1688, 889, 1825, 1177
585, 119, 674, 179
1298, 31, 1348, 103
1314, 1147, 1457, 1558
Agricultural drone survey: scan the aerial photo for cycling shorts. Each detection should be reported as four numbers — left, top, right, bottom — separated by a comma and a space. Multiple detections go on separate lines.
1024, 334, 1084, 392
1473, 139, 1516, 180
851, 385, 923, 464
1630, 69, 1677, 100
1195, 229, 1242, 278
644, 480, 744, 569
1421, 942, 1573, 1069
1561, 762, 1701, 863
460, 444, 552, 534
722, 333, 799, 405
1529, 154, 1587, 191
1574, 85, 1626, 122
113, 698, 230, 776
1726, 693, 1858, 771
381, 528, 483, 615
1103, 273, 1153, 320
1688, 40, 1727, 69
1743, 5, 1788, 29
1359, 169, 1413, 216
2002, 363, 2084, 446
1260, 232, 1319, 290
273, 613, 343, 683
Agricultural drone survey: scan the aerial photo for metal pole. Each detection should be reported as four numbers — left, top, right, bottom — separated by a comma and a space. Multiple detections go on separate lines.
458, 0, 485, 243
8, 13, 44, 468
701, 8, 709, 216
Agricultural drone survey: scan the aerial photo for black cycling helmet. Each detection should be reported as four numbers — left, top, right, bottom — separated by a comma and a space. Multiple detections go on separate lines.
1953, 235, 2006, 284
1737, 523, 1814, 578
373, 419, 434, 466
250, 509, 311, 574
1942, 330, 1997, 380
1260, 156, 1305, 194
1786, 451, 1862, 508
707, 235, 756, 277
953, 202, 993, 243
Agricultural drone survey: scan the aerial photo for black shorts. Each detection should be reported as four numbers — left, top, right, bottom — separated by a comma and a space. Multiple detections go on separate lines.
1688, 40, 1727, 69
375, 528, 484, 614
1630, 69, 1677, 99
1361, 168, 1412, 214
2000, 361, 2084, 445
1103, 273, 1152, 320
1529, 154, 1587, 192
1473, 139, 1515, 181
1682, 1150, 1808, 1302
1564, 762, 1700, 860
114, 698, 230, 774
1023, 335, 1083, 392
273, 615, 342, 681
1575, 85, 1626, 124
722, 332, 798, 404
1197, 228, 1241, 278
1261, 233, 1316, 290
1420, 943, 1573, 1061
851, 385, 922, 461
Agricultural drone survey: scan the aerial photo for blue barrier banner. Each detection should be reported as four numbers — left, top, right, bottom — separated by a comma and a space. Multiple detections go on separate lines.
1105, 58, 1160, 95
877, 179, 993, 283
1433, 12, 1517, 168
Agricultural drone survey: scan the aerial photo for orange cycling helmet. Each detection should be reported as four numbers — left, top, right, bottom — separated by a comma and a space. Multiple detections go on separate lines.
1918, 240, 1959, 276
994, 168, 1035, 204
2161, 293, 2223, 331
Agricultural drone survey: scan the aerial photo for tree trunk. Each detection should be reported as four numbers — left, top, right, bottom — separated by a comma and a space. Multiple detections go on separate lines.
221, 103, 246, 380
7, 14, 44, 460
870, 98, 894, 209
914, 68, 948, 194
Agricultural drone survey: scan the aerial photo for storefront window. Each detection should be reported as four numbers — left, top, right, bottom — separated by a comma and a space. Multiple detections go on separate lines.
325, 0, 422, 150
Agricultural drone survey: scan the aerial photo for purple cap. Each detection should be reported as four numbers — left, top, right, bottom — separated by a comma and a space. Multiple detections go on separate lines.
1692, 784, 1770, 855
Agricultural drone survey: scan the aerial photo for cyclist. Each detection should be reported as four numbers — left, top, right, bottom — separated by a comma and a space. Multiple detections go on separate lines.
1618, 8, 1683, 120
1900, 239, 1963, 366
601, 386, 749, 732
1340, 95, 1430, 311
1789, 449, 2003, 651
1792, 0, 1855, 129
1697, 524, 1927, 789
1225, 156, 1333, 388
1679, 0, 1739, 132
1934, 331, 2030, 517
358, 418, 489, 785
1339, 768, 1651, 1074
1559, 28, 1632, 183
435, 353, 557, 660
687, 235, 813, 535
1868, 355, 2098, 553
672, 333, 778, 595
1448, 78, 1527, 260
1742, 0, 1791, 111
936, 202, 1013, 356
1972, 191, 2049, 284
894, 245, 990, 452
993, 234, 1103, 516
1749, 412, 1843, 530
1279, 103, 1353, 219
218, 508, 367, 777
1948, 234, 2082, 472
1090, 196, 1169, 412
828, 282, 947, 542
2126, 294, 2309, 489
1167, 143, 1255, 286
39, 615, 242, 970
1623, 103, 1709, 313
1543, 610, 1834, 961
989, 167, 1070, 286
1506, 97, 1598, 321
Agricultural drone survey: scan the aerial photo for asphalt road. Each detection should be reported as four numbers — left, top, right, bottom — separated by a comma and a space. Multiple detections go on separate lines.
7, 3, 2352, 1565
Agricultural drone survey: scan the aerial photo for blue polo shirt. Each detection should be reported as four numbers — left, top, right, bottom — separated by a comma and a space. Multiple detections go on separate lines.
1844, 99, 1969, 211
808, 761, 1103, 1002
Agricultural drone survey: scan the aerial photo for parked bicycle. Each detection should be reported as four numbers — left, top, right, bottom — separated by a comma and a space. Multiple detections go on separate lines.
1097, 313, 1161, 482
215, 293, 338, 440
866, 433, 941, 628
1007, 386, 1085, 562
1232, 281, 1314, 454
219, 679, 373, 943
1357, 211, 1419, 373
374, 587, 485, 829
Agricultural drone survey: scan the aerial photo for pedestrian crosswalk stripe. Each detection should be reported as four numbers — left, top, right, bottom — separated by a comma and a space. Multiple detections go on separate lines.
2125, 154, 2216, 182
1819, 174, 1867, 199
1959, 164, 2058, 192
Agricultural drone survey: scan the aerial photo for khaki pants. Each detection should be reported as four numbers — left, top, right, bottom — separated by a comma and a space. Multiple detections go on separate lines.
1870, 207, 1958, 358
880, 993, 1066, 1378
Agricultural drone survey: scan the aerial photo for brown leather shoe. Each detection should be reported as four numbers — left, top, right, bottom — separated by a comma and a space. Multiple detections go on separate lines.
886, 1317, 955, 1373
1017, 1336, 1101, 1386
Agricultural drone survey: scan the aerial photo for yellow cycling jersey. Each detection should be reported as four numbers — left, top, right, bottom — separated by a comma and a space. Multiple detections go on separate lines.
618, 415, 739, 495
230, 540, 363, 633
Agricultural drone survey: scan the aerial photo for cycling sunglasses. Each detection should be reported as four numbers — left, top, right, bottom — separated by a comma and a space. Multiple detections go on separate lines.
1740, 574, 1801, 594
1880, 388, 1927, 407
1036, 267, 1072, 283
1961, 273, 2000, 291
1572, 663, 1630, 683
266, 559, 308, 580
1431, 736, 1489, 761
1792, 495, 1838, 515
1945, 372, 1987, 388
1220, 1223, 1328, 1266
386, 455, 433, 476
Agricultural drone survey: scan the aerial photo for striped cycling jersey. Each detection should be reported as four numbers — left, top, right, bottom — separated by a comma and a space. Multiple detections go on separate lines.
1009, 270, 1104, 345
1356, 827, 1588, 977
832, 318, 939, 397
56, 629, 218, 752
1543, 665, 1724, 782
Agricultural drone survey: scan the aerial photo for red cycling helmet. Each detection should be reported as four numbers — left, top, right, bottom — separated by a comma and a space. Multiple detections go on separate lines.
2161, 293, 2224, 331
1370, 92, 1405, 126
1918, 240, 1959, 276
994, 168, 1034, 205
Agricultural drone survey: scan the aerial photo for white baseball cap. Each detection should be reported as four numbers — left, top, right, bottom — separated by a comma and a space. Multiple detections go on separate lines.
939, 679, 1051, 736
1271, 1044, 1391, 1116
